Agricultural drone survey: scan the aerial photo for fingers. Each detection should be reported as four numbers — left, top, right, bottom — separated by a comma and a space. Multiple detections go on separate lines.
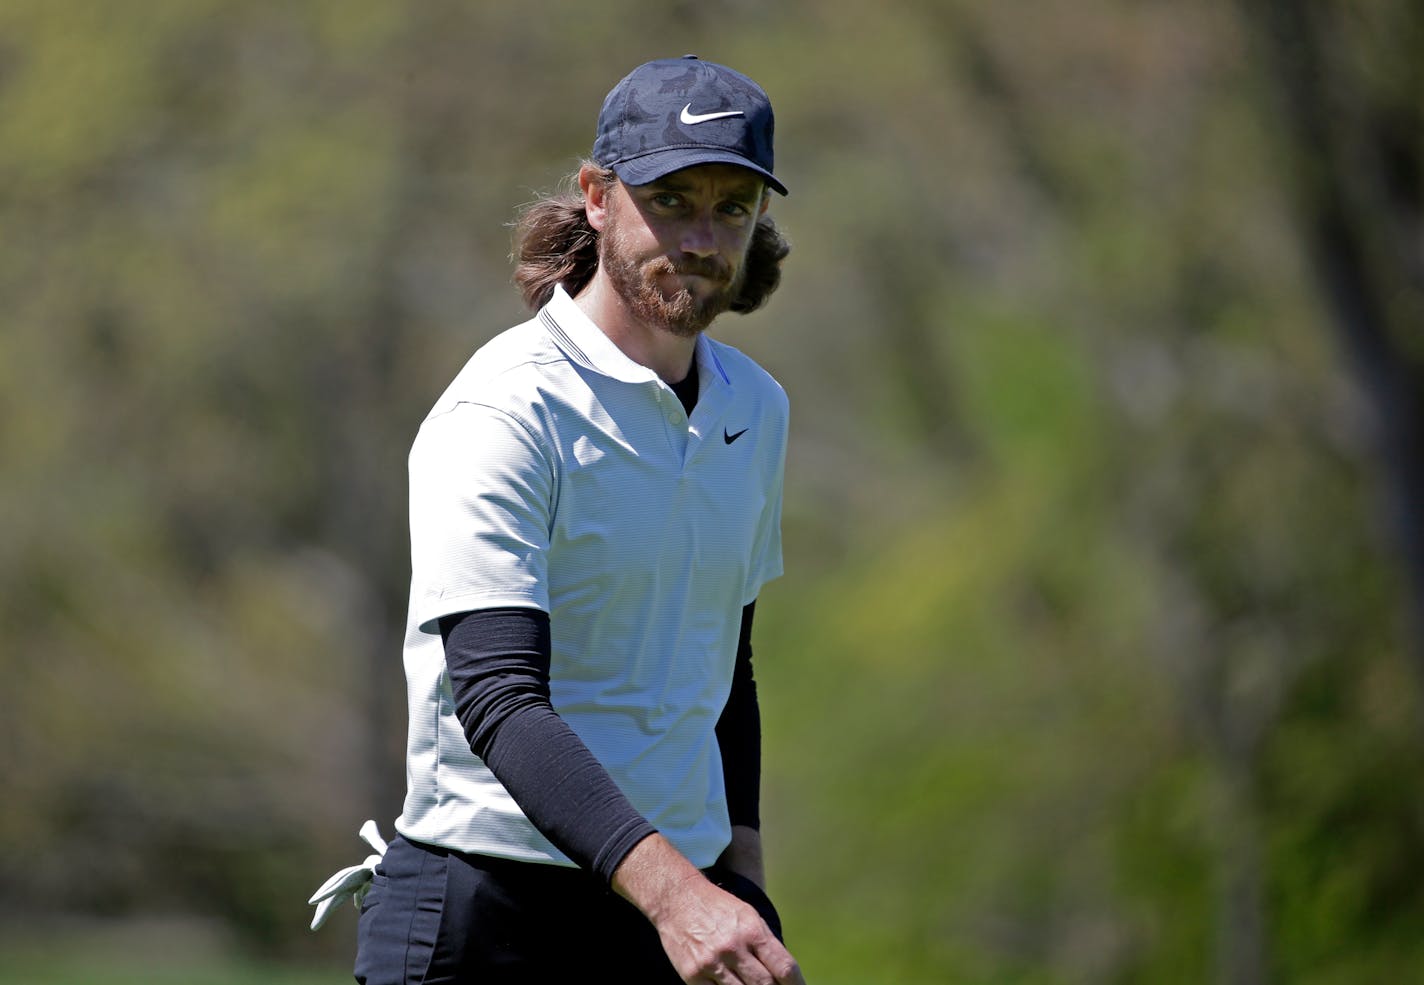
686, 928, 804, 985
749, 936, 805, 985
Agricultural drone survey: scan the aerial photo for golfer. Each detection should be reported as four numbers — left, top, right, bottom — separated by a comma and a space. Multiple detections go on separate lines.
321, 56, 804, 984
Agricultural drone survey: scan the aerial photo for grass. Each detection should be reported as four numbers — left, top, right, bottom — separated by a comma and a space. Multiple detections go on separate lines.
0, 962, 339, 985
0, 918, 346, 985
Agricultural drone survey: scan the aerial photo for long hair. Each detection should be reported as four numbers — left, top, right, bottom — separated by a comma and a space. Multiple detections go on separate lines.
511, 164, 791, 314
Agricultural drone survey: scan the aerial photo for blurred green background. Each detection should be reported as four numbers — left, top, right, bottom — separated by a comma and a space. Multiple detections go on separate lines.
3, 1, 1423, 983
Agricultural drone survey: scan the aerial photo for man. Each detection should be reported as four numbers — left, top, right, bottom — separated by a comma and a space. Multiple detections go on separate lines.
312, 56, 803, 984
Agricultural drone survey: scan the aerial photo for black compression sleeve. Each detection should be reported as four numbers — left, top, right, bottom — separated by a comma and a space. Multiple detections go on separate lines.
439, 608, 656, 883
715, 602, 762, 830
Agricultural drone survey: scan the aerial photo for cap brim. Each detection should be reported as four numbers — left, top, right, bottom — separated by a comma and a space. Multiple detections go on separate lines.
612, 148, 788, 196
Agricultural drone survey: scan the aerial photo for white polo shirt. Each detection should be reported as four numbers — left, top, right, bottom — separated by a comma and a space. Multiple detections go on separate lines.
394, 285, 788, 870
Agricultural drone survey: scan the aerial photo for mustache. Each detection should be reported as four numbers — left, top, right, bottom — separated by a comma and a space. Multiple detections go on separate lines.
647, 255, 731, 282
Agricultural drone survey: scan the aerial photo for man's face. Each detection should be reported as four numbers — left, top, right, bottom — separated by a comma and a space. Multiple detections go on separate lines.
598, 164, 768, 338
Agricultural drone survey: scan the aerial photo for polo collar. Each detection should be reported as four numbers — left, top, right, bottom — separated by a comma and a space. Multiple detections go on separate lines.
541, 285, 732, 389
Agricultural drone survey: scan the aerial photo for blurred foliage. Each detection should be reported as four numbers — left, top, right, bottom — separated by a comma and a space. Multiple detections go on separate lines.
2, 1, 1422, 983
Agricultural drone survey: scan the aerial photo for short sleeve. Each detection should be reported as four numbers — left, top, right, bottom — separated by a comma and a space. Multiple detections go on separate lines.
408, 401, 555, 632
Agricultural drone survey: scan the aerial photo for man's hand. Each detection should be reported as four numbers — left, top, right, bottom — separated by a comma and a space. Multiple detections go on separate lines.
613, 833, 806, 985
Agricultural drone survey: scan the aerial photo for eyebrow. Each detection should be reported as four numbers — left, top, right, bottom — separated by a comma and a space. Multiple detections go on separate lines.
649, 177, 764, 202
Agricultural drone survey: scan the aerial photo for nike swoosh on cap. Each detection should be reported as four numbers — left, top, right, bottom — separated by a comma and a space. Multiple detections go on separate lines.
680, 104, 745, 125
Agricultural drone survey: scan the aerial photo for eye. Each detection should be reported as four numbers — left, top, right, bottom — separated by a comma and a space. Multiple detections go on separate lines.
651, 192, 684, 210
718, 200, 754, 223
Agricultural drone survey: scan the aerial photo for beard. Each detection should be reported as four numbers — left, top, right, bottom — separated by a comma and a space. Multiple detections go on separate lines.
598, 217, 745, 338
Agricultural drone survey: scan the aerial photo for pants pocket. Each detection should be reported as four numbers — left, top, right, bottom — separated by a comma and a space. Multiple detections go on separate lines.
353, 837, 448, 985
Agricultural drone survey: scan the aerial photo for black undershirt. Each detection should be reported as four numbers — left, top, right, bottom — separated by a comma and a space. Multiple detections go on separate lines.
669, 362, 699, 416
439, 603, 762, 885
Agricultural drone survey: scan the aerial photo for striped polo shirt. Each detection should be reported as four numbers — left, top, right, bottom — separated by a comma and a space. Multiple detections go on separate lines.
394, 285, 788, 869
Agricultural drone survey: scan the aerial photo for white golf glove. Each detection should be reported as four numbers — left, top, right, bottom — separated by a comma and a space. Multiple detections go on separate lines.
307, 819, 389, 930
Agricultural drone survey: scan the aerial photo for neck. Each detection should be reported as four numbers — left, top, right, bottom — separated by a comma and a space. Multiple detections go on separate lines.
574, 274, 698, 384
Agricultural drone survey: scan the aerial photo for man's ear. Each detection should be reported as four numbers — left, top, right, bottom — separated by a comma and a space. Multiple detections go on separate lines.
580, 164, 612, 232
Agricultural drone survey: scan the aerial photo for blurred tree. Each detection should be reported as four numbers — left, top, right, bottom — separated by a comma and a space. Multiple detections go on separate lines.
1239, 0, 1424, 708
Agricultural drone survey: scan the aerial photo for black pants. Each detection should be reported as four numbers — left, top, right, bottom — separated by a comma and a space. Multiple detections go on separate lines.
354, 834, 783, 984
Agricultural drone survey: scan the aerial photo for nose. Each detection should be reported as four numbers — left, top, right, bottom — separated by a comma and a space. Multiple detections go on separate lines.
679, 214, 717, 258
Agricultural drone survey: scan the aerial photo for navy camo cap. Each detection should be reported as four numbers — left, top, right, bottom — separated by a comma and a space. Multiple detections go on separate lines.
593, 55, 787, 196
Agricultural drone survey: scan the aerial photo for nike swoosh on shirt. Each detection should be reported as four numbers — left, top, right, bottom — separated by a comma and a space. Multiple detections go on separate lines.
724, 428, 749, 445
680, 104, 745, 125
